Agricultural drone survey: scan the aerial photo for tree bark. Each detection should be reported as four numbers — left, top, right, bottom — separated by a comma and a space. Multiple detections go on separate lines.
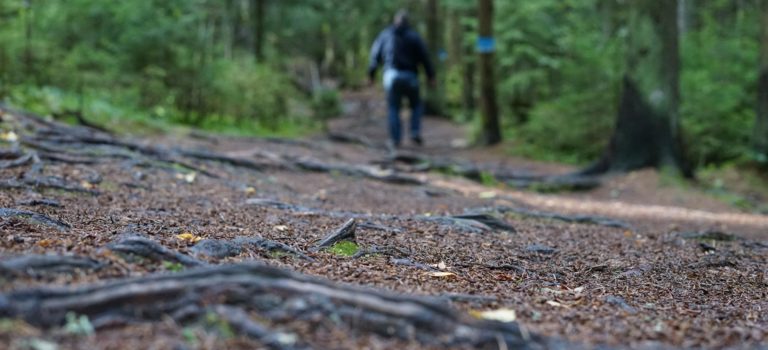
582, 0, 691, 177
23, 0, 33, 78
755, 0, 768, 157
677, 0, 690, 34
461, 8, 476, 122
477, 0, 501, 145
424, 0, 444, 117
252, 0, 265, 61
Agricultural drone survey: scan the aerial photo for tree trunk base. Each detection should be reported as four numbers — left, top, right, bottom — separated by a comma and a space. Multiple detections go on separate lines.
579, 77, 692, 178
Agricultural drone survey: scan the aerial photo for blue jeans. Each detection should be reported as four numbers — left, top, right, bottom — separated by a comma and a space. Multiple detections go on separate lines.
383, 69, 422, 146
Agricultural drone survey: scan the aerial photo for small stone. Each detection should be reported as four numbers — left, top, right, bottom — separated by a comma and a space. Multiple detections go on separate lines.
604, 295, 637, 314
526, 244, 557, 255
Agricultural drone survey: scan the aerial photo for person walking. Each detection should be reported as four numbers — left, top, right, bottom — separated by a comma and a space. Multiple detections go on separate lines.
368, 10, 435, 151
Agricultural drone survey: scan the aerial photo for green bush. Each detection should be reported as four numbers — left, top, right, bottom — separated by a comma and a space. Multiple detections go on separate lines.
680, 23, 757, 167
312, 88, 342, 123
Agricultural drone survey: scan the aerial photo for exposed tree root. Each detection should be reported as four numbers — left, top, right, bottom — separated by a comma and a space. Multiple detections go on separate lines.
0, 254, 103, 277
16, 198, 62, 208
0, 152, 34, 169
387, 151, 602, 191
480, 206, 633, 230
327, 132, 380, 149
0, 208, 71, 231
0, 263, 565, 349
4, 106, 430, 188
245, 198, 513, 234
450, 214, 517, 232
178, 149, 282, 172
191, 237, 313, 261
107, 236, 205, 267
293, 157, 424, 185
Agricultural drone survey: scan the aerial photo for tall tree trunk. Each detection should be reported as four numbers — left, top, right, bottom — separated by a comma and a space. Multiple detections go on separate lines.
229, 0, 245, 52
677, 0, 690, 34
755, 0, 768, 157
582, 0, 691, 177
23, 0, 33, 78
424, 0, 444, 116
252, 0, 265, 62
450, 8, 475, 122
477, 0, 501, 145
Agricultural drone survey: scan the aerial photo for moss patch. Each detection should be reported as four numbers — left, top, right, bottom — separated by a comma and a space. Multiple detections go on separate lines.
328, 241, 359, 257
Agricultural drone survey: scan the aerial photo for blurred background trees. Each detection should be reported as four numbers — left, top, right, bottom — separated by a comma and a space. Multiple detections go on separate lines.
0, 0, 764, 170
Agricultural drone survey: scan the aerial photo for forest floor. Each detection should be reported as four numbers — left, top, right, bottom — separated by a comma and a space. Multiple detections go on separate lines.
0, 91, 767, 350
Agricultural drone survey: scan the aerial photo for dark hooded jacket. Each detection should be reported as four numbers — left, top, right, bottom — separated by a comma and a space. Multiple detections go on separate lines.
368, 24, 435, 80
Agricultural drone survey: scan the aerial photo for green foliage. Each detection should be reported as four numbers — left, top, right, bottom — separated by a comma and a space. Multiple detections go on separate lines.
0, 0, 763, 169
204, 312, 235, 339
479, 172, 500, 187
328, 241, 359, 257
182, 327, 200, 348
680, 15, 758, 167
0, 0, 310, 136
63, 312, 94, 336
493, 0, 762, 167
312, 88, 343, 122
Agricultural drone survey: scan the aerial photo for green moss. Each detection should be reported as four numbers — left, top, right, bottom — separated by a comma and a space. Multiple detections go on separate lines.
479, 172, 500, 187
204, 312, 235, 339
162, 261, 185, 272
328, 241, 359, 257
268, 250, 289, 259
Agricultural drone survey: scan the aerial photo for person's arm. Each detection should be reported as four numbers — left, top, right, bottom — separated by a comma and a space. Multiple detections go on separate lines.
416, 35, 435, 83
368, 31, 385, 82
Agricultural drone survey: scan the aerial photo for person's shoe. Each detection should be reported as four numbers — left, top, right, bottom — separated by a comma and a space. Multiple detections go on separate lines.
411, 136, 423, 147
386, 140, 399, 156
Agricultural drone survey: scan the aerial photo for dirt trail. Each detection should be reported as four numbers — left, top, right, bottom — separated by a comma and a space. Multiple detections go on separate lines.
334, 90, 768, 235
0, 96, 766, 350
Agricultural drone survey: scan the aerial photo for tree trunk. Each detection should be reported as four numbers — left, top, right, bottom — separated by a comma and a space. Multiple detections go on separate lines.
454, 8, 476, 122
677, 0, 690, 34
582, 0, 691, 177
23, 0, 33, 78
755, 0, 768, 157
424, 0, 444, 117
251, 0, 265, 61
477, 0, 501, 145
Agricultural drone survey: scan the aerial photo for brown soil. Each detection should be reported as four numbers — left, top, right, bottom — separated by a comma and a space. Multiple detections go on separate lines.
1, 93, 767, 350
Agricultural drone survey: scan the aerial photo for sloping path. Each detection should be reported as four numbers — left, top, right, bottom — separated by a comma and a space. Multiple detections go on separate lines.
0, 99, 766, 349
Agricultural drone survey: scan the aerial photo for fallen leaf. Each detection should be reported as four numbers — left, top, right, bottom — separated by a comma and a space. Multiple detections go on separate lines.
175, 172, 196, 183
1, 131, 18, 142
37, 239, 56, 248
176, 232, 203, 243
479, 191, 497, 199
426, 271, 456, 278
470, 308, 517, 323
313, 189, 328, 201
